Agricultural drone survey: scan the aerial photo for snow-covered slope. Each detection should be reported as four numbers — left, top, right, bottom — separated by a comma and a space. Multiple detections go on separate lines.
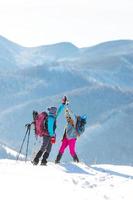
0, 35, 23, 70
0, 35, 79, 69
15, 42, 80, 67
0, 159, 133, 200
0, 141, 24, 159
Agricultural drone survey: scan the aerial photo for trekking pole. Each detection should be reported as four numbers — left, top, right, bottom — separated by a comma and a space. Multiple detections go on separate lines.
25, 124, 31, 162
16, 123, 32, 161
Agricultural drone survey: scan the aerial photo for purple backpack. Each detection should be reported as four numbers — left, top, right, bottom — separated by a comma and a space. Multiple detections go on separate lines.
33, 111, 48, 137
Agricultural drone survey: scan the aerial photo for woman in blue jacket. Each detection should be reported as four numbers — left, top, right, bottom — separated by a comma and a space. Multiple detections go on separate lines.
55, 109, 86, 163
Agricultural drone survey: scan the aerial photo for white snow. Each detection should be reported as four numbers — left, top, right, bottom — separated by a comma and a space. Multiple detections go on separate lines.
1, 143, 24, 158
0, 159, 133, 200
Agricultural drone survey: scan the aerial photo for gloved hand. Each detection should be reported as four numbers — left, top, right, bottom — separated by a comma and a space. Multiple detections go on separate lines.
50, 136, 56, 144
62, 96, 68, 105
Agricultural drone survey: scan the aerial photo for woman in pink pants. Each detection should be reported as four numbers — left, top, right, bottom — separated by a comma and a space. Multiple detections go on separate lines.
55, 114, 81, 163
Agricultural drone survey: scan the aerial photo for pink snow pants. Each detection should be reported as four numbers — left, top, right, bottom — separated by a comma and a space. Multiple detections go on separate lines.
59, 137, 77, 157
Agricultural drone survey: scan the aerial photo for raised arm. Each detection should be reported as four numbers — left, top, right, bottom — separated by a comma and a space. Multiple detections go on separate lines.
56, 96, 68, 118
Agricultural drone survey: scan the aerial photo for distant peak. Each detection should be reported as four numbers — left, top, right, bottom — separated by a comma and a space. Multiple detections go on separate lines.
91, 39, 133, 48
38, 41, 79, 50
0, 35, 22, 48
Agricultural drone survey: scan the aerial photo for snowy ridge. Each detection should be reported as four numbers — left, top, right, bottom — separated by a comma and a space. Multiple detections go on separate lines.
0, 159, 133, 200
0, 141, 24, 159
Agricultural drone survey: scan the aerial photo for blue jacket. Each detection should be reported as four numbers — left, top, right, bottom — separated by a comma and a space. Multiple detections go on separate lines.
65, 123, 78, 139
48, 104, 65, 137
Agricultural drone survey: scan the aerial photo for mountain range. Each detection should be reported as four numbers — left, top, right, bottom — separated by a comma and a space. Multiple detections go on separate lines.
0, 35, 133, 165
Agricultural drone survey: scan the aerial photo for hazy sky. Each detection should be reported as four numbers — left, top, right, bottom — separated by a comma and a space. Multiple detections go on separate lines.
0, 0, 133, 47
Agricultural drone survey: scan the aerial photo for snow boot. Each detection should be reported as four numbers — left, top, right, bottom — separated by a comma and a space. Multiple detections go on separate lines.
73, 154, 79, 163
41, 152, 49, 166
32, 150, 43, 165
55, 152, 62, 164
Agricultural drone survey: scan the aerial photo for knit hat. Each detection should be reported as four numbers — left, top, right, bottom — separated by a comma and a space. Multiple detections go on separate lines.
47, 107, 57, 116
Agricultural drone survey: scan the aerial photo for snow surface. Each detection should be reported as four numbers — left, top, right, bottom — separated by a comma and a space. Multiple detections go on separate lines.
0, 159, 133, 200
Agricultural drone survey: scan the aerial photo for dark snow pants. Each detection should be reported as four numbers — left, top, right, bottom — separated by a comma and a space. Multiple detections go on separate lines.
40, 135, 52, 154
